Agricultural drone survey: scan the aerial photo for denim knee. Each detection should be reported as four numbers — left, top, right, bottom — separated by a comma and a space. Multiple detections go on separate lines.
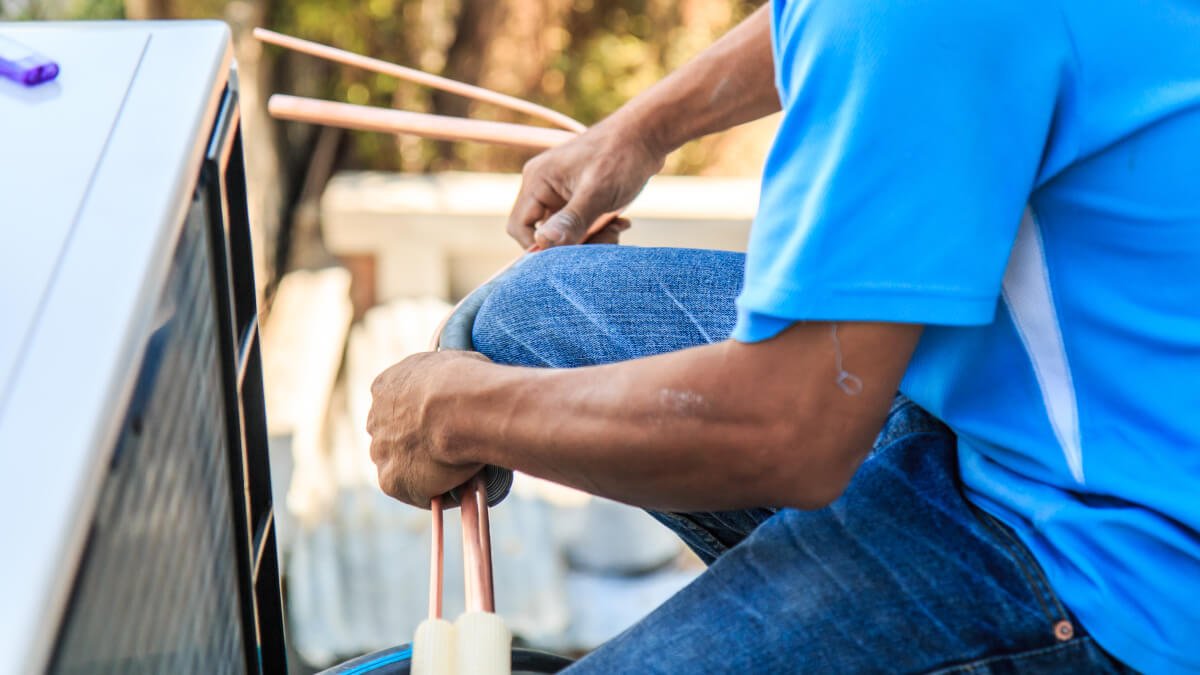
471, 245, 602, 368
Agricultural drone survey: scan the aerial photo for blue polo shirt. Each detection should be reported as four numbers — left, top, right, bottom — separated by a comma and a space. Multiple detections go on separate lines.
734, 1, 1200, 672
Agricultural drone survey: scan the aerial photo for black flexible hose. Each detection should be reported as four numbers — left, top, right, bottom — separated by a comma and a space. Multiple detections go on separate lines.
435, 258, 531, 507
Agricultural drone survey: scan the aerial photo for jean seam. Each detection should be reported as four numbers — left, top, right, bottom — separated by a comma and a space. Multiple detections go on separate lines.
923, 636, 1097, 674
658, 511, 728, 561
990, 510, 1071, 621
875, 402, 945, 449
875, 429, 949, 454
971, 506, 1070, 626
705, 509, 773, 537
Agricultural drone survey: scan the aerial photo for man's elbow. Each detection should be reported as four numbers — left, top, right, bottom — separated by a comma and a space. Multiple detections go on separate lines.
751, 423, 865, 511
772, 471, 852, 511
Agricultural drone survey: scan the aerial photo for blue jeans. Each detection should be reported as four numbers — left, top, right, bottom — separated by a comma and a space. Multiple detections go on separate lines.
472, 245, 1133, 674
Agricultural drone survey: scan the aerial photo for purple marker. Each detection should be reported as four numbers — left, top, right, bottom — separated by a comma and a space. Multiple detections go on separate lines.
0, 35, 59, 86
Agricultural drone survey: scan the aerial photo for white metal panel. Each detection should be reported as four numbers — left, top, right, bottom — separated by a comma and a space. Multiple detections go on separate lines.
0, 21, 232, 675
0, 26, 149, 405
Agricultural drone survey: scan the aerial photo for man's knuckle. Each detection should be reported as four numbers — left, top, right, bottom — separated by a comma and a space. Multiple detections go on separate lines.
557, 209, 583, 231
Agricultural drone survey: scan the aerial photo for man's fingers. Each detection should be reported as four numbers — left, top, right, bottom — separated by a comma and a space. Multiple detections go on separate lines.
377, 459, 429, 510
535, 186, 613, 248
585, 217, 631, 245
506, 194, 547, 249
508, 174, 567, 249
587, 228, 620, 245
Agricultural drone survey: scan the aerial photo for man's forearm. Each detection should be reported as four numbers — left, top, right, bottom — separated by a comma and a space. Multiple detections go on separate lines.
442, 342, 824, 512
432, 322, 916, 512
604, 4, 779, 156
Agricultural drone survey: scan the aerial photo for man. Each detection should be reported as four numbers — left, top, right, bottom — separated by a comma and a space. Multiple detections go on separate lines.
367, 1, 1200, 672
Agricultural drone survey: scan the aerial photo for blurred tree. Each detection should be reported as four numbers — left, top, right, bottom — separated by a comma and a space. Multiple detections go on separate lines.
428, 0, 504, 164
428, 0, 764, 174
6, 0, 768, 176
1, 0, 122, 19
256, 0, 765, 174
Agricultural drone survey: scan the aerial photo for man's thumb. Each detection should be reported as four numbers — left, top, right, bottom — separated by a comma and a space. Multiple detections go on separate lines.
535, 208, 586, 247
536, 189, 608, 247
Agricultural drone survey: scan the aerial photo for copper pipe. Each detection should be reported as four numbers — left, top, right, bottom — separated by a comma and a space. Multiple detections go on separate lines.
268, 95, 577, 151
459, 480, 485, 613
474, 474, 496, 613
254, 28, 586, 134
428, 495, 444, 620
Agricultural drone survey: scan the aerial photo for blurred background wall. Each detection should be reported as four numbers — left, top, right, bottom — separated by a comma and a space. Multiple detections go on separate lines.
3, 1, 777, 670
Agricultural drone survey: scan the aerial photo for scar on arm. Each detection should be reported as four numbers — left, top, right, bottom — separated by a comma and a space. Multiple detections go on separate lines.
708, 75, 738, 108
658, 387, 710, 417
831, 324, 863, 396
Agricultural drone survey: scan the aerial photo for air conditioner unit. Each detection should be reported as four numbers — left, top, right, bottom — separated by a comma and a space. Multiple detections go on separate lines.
0, 22, 287, 674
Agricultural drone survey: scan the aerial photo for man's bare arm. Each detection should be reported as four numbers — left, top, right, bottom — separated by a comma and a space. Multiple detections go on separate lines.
507, 4, 779, 249
369, 322, 921, 512
616, 2, 780, 160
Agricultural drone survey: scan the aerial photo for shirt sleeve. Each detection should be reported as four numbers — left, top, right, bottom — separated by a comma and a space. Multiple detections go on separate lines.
733, 0, 1071, 342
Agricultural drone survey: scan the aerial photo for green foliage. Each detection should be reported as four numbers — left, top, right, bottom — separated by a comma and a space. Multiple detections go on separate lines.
1, 0, 122, 19
26, 0, 761, 174
72, 0, 123, 19
259, 0, 761, 173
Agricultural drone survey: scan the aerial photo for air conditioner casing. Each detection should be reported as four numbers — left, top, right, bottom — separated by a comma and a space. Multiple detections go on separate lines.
0, 21, 286, 675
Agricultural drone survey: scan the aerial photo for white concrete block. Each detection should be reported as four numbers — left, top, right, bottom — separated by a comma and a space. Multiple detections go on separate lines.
320, 172, 757, 303
261, 268, 353, 544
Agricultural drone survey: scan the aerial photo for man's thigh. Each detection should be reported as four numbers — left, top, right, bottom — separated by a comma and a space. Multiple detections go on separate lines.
566, 415, 1125, 674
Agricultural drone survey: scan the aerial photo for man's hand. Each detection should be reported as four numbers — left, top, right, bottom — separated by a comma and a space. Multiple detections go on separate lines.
507, 4, 779, 250
508, 123, 662, 249
366, 351, 488, 509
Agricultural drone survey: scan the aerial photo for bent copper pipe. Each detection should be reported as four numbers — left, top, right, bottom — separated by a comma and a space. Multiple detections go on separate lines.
254, 28, 586, 134
268, 95, 577, 151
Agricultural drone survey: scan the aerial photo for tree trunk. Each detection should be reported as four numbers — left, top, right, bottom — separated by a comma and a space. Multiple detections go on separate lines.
429, 0, 506, 164
123, 0, 169, 19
